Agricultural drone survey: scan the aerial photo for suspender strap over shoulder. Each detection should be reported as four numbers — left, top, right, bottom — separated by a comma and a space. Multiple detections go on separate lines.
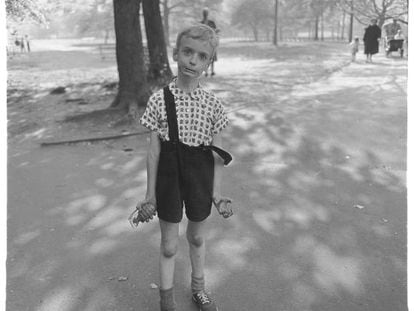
163, 86, 179, 143
163, 86, 233, 166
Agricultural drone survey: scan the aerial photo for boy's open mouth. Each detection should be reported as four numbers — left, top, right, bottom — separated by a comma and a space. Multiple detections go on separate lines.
184, 67, 197, 74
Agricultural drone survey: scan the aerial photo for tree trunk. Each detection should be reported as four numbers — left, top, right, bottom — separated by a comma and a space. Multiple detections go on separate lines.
348, 0, 353, 42
273, 0, 278, 46
348, 12, 353, 42
112, 0, 149, 115
377, 15, 386, 28
314, 15, 319, 40
341, 10, 345, 40
163, 0, 170, 46
337, 21, 340, 39
279, 25, 283, 42
252, 26, 259, 41
143, 0, 172, 85
321, 11, 324, 41
104, 29, 109, 44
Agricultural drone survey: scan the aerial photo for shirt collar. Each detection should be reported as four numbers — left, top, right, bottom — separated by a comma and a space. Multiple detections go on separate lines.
169, 78, 202, 100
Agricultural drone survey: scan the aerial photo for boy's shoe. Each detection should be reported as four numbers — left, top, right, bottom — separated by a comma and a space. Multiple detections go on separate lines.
192, 292, 218, 311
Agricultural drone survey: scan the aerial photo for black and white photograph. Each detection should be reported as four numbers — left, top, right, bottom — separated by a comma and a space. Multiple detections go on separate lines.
3, 0, 411, 310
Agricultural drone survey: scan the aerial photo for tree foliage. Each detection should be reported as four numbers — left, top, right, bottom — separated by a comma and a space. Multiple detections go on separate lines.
228, 0, 407, 40
75, 0, 114, 39
6, 0, 47, 23
338, 0, 408, 26
231, 0, 273, 41
160, 0, 223, 45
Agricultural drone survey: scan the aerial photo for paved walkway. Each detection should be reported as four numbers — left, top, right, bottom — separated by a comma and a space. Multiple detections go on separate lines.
7, 52, 407, 311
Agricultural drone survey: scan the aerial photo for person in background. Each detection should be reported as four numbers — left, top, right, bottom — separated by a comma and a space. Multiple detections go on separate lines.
201, 8, 219, 76
394, 29, 405, 40
363, 19, 381, 63
25, 35, 31, 52
349, 36, 359, 62
384, 18, 401, 41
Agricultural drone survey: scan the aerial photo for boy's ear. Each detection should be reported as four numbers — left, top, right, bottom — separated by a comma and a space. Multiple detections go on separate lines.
172, 48, 178, 61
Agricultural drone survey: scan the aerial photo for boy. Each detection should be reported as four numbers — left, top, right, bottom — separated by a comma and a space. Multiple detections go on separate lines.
133, 24, 233, 311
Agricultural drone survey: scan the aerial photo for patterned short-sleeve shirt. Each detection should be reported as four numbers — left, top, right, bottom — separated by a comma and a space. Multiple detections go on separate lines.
140, 79, 229, 146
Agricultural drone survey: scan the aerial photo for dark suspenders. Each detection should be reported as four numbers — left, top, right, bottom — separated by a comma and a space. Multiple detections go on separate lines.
163, 86, 232, 166
163, 86, 180, 144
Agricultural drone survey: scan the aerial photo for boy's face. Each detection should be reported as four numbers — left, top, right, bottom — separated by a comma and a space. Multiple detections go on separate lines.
173, 36, 214, 79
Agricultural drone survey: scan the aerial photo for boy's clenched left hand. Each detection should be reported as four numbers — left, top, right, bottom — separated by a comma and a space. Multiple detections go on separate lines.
213, 196, 233, 218
128, 201, 157, 227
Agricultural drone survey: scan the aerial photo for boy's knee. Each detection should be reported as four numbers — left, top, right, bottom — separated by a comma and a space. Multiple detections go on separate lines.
187, 233, 204, 248
161, 242, 178, 258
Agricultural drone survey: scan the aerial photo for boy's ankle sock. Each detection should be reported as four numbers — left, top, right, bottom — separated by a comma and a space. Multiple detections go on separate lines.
191, 274, 205, 294
159, 287, 176, 311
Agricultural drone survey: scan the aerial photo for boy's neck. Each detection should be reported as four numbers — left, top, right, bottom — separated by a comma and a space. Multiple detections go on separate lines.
175, 75, 200, 93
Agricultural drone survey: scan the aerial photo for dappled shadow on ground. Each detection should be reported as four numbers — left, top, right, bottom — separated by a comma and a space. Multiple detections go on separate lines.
7, 97, 406, 310
8, 139, 160, 311
7, 42, 407, 311
6, 82, 136, 148
203, 57, 406, 310
212, 117, 406, 311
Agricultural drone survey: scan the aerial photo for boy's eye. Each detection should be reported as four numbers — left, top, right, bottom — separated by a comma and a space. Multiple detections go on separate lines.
199, 54, 208, 61
182, 49, 192, 55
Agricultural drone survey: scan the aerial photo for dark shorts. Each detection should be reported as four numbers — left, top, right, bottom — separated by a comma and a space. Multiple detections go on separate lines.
156, 142, 214, 223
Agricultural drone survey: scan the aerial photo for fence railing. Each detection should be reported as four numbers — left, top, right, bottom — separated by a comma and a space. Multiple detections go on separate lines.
221, 36, 350, 43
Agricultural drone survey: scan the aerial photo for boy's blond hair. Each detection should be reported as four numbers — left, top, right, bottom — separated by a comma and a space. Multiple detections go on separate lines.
175, 24, 219, 56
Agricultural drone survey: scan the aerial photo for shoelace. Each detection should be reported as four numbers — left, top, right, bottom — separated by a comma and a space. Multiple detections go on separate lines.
196, 293, 211, 305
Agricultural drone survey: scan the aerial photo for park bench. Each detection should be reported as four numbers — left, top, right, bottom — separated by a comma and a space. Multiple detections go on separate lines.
98, 44, 149, 62
98, 43, 116, 60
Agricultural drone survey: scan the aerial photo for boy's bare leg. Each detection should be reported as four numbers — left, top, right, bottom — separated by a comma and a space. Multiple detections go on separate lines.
186, 219, 208, 292
159, 219, 180, 311
159, 219, 180, 289
187, 219, 218, 310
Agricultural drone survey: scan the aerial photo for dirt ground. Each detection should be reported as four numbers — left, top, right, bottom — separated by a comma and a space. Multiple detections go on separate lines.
6, 40, 407, 311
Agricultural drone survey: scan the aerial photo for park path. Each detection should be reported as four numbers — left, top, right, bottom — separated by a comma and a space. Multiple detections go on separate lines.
7, 46, 407, 311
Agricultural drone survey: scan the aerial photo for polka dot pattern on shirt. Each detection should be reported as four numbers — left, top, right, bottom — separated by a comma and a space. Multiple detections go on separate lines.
140, 80, 229, 146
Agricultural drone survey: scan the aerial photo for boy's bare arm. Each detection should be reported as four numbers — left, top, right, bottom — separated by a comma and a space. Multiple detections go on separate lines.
139, 131, 160, 220
212, 133, 224, 198
212, 133, 233, 218
145, 131, 161, 204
